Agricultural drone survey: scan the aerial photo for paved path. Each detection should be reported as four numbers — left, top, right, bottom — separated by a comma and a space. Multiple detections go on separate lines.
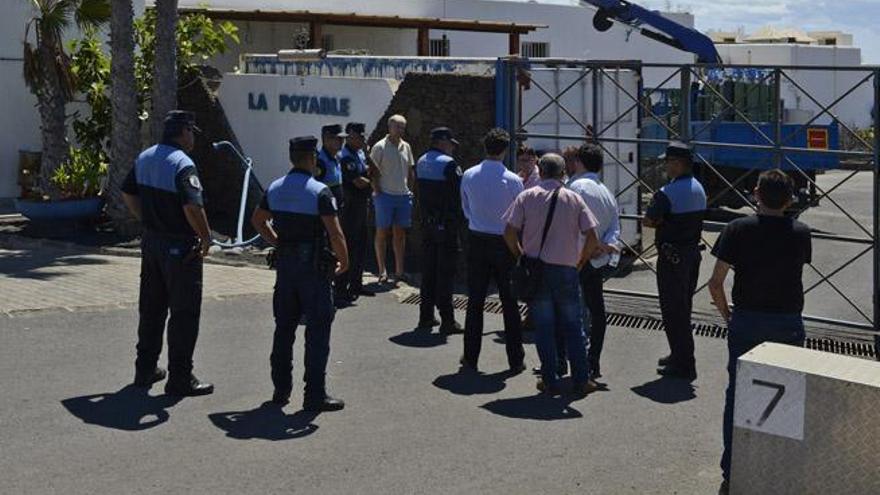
0, 248, 274, 314
0, 251, 729, 494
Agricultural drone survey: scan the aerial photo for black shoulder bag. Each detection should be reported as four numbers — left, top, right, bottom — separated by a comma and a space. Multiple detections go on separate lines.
510, 187, 561, 302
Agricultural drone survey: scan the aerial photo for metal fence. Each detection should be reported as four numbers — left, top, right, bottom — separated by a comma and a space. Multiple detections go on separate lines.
495, 58, 880, 344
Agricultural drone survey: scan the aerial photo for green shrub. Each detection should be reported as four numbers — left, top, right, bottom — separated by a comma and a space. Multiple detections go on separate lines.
51, 146, 108, 199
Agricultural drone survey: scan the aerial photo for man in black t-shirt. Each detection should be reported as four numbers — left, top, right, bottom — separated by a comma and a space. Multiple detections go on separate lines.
708, 169, 811, 488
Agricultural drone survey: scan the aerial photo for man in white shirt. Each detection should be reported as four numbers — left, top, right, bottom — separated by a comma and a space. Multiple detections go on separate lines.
369, 114, 415, 284
567, 143, 621, 379
460, 128, 526, 373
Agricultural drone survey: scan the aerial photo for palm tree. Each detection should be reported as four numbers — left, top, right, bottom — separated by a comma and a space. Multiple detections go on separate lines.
150, 0, 178, 141
22, 0, 110, 199
105, 0, 139, 226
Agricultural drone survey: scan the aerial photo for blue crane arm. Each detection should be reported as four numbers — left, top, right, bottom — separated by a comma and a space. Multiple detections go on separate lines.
581, 0, 721, 64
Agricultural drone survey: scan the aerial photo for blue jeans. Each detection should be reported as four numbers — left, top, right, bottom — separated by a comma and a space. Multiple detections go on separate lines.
721, 310, 805, 481
271, 244, 336, 401
530, 264, 589, 387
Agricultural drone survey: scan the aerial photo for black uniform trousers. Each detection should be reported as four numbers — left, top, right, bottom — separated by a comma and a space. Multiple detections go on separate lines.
656, 244, 702, 371
271, 243, 335, 400
463, 232, 524, 367
135, 232, 203, 383
419, 225, 457, 325
337, 194, 368, 294
580, 264, 606, 374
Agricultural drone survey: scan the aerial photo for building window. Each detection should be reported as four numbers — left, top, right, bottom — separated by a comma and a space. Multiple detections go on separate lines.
430, 37, 450, 57
521, 41, 550, 58
322, 34, 335, 51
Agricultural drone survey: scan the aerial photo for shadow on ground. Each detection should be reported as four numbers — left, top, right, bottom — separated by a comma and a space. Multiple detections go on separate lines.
208, 402, 320, 441
61, 385, 182, 431
631, 377, 697, 404
433, 369, 512, 396
0, 251, 111, 281
389, 325, 448, 348
480, 393, 585, 421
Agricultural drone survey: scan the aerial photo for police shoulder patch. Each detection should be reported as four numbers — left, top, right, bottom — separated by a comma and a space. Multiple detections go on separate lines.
188, 175, 202, 190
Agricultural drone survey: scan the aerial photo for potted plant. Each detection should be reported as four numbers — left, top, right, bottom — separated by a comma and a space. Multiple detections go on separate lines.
15, 146, 107, 221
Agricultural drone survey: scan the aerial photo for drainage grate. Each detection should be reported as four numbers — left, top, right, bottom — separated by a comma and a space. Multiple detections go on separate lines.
400, 293, 877, 360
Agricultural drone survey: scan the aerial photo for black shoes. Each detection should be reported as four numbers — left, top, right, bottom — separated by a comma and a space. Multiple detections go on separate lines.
353, 287, 376, 297
303, 395, 345, 412
417, 317, 441, 330
508, 362, 527, 375
459, 355, 478, 372
439, 320, 464, 335
536, 379, 561, 395
572, 379, 601, 397
272, 389, 291, 406
658, 354, 672, 367
657, 365, 697, 381
133, 367, 166, 388
164, 375, 214, 396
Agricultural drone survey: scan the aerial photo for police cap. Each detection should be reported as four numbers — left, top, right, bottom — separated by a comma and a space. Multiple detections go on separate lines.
660, 140, 693, 161
345, 122, 366, 135
289, 135, 319, 155
321, 123, 348, 138
430, 127, 460, 146
163, 110, 200, 136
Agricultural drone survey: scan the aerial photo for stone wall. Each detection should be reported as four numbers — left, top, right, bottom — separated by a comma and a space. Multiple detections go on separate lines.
368, 73, 496, 171
179, 69, 263, 239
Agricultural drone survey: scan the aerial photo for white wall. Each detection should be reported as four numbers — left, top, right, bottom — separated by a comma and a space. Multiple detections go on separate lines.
717, 44, 874, 128
216, 74, 397, 184
0, 1, 146, 199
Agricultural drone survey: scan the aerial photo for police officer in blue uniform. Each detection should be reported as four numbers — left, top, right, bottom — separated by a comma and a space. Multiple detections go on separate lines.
121, 110, 214, 396
317, 123, 348, 304
415, 127, 463, 334
251, 136, 350, 411
337, 122, 374, 302
643, 141, 707, 380
316, 123, 347, 214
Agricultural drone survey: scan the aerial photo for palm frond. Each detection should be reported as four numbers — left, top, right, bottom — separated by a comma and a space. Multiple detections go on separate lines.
75, 0, 110, 30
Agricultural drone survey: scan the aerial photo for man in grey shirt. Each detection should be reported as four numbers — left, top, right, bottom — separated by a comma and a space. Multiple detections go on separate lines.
568, 144, 621, 379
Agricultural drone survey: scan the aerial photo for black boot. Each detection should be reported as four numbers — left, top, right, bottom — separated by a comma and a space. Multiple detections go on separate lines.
164, 374, 214, 396
134, 367, 166, 388
303, 394, 345, 412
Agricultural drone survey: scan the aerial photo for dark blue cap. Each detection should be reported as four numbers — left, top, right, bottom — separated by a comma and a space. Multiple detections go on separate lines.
345, 122, 366, 135
660, 140, 693, 161
289, 135, 318, 154
321, 123, 348, 138
430, 127, 459, 145
163, 110, 200, 135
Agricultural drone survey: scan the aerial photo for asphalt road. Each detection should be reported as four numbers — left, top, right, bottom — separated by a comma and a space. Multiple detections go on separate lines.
0, 290, 729, 494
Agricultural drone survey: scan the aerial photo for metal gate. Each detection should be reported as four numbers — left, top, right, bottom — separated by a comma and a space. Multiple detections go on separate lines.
495, 58, 880, 345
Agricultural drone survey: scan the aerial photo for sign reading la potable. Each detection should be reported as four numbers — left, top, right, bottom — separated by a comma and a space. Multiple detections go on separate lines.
219, 74, 397, 184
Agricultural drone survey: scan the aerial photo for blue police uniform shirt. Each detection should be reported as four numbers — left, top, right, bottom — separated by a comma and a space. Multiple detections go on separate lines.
316, 148, 343, 187
415, 148, 462, 227
338, 145, 370, 202
121, 143, 203, 237
645, 174, 707, 246
260, 168, 338, 245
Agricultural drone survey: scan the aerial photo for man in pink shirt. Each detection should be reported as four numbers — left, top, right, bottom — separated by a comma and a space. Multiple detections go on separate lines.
503, 153, 601, 395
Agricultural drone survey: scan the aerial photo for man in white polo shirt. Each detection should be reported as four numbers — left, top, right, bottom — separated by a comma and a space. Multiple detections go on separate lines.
370, 114, 415, 284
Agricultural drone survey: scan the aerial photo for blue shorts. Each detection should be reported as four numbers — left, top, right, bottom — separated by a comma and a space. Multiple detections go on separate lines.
374, 192, 412, 229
